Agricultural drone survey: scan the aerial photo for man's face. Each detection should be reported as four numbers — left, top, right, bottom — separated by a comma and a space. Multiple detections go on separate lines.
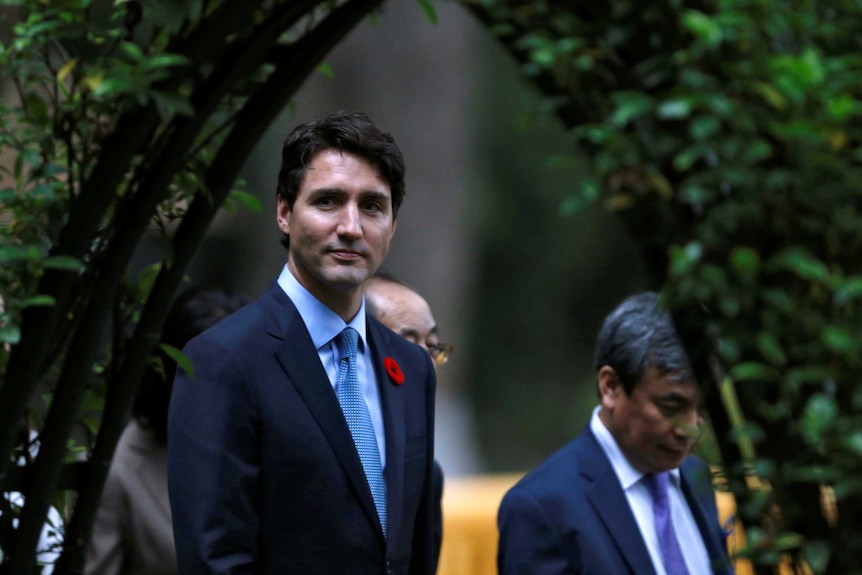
366, 282, 440, 360
599, 366, 701, 474
277, 149, 396, 305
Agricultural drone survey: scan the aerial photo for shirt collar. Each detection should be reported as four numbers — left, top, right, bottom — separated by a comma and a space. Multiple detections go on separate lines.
589, 405, 681, 490
277, 264, 367, 351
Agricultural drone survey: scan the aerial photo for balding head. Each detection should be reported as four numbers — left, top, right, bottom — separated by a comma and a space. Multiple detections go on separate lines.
365, 275, 451, 367
366, 278, 437, 343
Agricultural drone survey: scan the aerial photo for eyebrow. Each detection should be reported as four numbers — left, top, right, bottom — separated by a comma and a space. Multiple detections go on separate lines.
655, 392, 695, 406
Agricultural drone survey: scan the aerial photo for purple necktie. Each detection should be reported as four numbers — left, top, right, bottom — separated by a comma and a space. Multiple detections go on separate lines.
644, 472, 690, 575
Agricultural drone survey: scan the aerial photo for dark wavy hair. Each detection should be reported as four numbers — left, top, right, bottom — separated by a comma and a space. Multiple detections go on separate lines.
133, 287, 248, 444
275, 111, 406, 249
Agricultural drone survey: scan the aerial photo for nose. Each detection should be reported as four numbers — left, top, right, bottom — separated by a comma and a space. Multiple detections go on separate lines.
672, 407, 701, 441
337, 203, 362, 240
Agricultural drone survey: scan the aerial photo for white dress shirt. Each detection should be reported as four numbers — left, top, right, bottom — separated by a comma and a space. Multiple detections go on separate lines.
590, 406, 711, 574
278, 265, 386, 469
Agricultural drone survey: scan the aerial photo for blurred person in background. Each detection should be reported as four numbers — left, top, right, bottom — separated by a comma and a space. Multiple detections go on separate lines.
497, 292, 733, 575
364, 271, 451, 572
86, 287, 248, 575
167, 111, 438, 575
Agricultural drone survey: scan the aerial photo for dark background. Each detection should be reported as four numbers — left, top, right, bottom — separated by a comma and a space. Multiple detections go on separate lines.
135, 2, 652, 476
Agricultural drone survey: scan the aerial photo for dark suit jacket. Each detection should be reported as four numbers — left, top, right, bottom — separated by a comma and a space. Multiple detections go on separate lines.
168, 283, 437, 575
497, 426, 734, 575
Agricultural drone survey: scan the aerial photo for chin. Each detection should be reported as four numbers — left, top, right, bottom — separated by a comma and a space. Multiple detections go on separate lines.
326, 271, 369, 289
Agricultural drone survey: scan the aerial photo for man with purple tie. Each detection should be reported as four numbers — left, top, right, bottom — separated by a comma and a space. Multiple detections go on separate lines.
497, 292, 733, 575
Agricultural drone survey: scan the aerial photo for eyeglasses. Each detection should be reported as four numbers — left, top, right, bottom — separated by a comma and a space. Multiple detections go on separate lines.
427, 342, 454, 366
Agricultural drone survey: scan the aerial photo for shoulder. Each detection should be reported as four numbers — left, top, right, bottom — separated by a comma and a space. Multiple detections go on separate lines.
503, 430, 595, 506
681, 453, 718, 498
182, 288, 285, 358
681, 453, 713, 483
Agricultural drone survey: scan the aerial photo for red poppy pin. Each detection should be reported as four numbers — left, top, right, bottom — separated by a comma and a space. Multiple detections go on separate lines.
384, 357, 404, 385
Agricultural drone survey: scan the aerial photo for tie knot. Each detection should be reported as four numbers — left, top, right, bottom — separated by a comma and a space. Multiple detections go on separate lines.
644, 471, 671, 501
335, 327, 359, 362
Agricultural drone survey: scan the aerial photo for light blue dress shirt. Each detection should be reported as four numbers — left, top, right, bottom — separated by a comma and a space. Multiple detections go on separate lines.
277, 265, 386, 469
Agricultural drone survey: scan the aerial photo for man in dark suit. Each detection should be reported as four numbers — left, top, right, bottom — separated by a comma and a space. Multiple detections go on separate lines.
168, 112, 436, 575
497, 292, 734, 575
365, 272, 455, 571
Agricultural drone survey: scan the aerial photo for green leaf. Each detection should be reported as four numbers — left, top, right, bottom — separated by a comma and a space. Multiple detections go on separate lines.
785, 366, 831, 390
826, 94, 855, 121
769, 248, 830, 283
743, 140, 772, 164
228, 190, 262, 213
22, 295, 56, 308
821, 325, 857, 354
140, 53, 190, 70
730, 362, 780, 382
24, 92, 50, 126
42, 255, 85, 271
844, 432, 862, 457
92, 76, 132, 97
317, 62, 334, 79
682, 10, 722, 45
834, 275, 862, 305
756, 332, 786, 366
730, 246, 760, 276
689, 116, 720, 140
609, 92, 653, 126
728, 422, 766, 445
772, 531, 804, 552
797, 47, 825, 87
0, 244, 40, 262
801, 394, 836, 443
657, 98, 692, 119
0, 324, 21, 345
120, 41, 144, 61
802, 540, 831, 574
669, 241, 702, 276
137, 262, 162, 299
160, 344, 194, 379
415, 0, 437, 24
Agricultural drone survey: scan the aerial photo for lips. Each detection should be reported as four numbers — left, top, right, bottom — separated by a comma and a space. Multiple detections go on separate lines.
329, 247, 364, 260
659, 444, 688, 458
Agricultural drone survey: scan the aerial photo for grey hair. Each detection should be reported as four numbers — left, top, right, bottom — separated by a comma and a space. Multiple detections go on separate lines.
593, 292, 692, 394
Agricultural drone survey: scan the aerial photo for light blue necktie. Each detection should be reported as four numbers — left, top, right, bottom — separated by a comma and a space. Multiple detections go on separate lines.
335, 327, 387, 537
644, 472, 690, 575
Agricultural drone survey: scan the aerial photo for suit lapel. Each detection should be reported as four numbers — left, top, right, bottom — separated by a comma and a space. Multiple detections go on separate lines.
581, 430, 658, 575
367, 318, 405, 549
264, 286, 384, 540
680, 462, 733, 575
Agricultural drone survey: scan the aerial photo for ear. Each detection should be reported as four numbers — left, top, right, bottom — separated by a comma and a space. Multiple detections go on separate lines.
277, 195, 291, 236
597, 366, 623, 409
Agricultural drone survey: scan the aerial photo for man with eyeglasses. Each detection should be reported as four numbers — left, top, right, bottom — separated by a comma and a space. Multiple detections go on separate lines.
364, 272, 452, 574
365, 272, 453, 368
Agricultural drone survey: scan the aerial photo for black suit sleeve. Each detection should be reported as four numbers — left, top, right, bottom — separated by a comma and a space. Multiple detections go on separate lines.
431, 460, 444, 573
168, 336, 260, 574
408, 351, 438, 575
497, 487, 575, 575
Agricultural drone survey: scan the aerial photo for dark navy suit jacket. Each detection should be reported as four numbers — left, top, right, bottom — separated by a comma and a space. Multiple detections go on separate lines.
168, 284, 437, 575
497, 426, 734, 575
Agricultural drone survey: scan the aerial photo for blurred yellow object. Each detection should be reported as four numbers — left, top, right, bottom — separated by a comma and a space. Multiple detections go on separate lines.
438, 474, 759, 575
